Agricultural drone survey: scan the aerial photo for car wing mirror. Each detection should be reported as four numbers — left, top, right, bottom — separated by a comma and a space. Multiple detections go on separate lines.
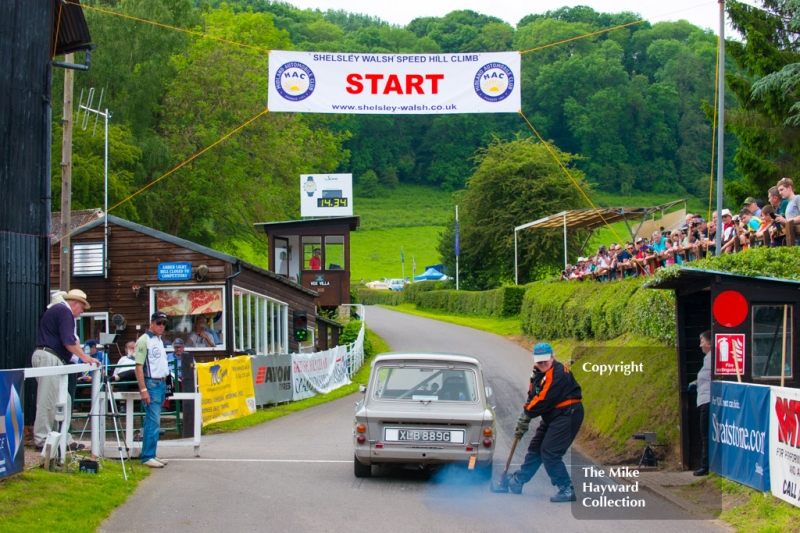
359, 385, 366, 393
485, 386, 493, 398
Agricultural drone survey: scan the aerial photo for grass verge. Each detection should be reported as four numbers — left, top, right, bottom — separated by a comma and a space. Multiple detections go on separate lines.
0, 457, 148, 533
202, 329, 390, 434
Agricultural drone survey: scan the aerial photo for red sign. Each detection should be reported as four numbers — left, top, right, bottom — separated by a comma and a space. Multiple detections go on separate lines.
715, 334, 746, 375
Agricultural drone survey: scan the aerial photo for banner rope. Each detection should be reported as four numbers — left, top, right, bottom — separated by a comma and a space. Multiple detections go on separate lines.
517, 110, 624, 243
52, 1, 64, 59
56, 108, 271, 245
519, 19, 646, 55
65, 1, 271, 54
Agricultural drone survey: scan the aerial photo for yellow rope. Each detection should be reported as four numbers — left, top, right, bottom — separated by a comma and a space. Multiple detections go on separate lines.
519, 19, 646, 55
57, 108, 271, 244
708, 36, 720, 222
65, 1, 271, 54
52, 1, 64, 59
518, 110, 624, 243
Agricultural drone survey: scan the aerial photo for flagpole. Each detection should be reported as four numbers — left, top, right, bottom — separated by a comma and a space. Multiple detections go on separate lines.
401, 247, 405, 280
455, 205, 459, 291
715, 0, 725, 256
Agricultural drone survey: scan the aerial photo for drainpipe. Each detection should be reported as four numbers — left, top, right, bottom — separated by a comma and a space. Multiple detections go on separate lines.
225, 262, 243, 357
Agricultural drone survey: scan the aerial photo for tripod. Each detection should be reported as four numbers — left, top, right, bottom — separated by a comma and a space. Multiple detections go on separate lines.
78, 371, 132, 480
638, 444, 657, 468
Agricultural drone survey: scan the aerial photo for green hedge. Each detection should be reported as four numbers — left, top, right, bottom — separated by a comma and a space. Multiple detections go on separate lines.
356, 289, 404, 306
402, 279, 454, 302
415, 286, 525, 318
520, 277, 676, 345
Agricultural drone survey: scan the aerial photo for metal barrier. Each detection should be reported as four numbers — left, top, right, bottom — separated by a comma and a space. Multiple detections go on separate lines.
340, 304, 366, 378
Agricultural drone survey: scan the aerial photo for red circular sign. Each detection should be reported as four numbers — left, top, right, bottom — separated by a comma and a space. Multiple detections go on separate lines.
712, 290, 748, 328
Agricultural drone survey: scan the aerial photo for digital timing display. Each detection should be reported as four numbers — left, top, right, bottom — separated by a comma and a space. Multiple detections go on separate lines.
317, 197, 348, 208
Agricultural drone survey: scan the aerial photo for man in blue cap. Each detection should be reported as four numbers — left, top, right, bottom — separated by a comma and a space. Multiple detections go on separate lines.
507, 342, 584, 502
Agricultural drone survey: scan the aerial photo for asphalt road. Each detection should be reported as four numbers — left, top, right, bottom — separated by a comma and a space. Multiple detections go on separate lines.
100, 306, 724, 533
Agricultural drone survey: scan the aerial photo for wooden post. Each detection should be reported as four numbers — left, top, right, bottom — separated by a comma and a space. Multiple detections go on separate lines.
781, 305, 788, 388
181, 355, 196, 438
59, 54, 74, 291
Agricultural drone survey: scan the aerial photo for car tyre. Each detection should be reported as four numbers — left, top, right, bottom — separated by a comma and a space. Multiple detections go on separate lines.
354, 456, 372, 478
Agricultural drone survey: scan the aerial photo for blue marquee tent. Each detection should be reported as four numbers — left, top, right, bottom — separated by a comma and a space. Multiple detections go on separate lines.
414, 267, 446, 281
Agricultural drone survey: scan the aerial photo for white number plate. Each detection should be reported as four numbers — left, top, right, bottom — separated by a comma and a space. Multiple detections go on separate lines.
384, 428, 465, 444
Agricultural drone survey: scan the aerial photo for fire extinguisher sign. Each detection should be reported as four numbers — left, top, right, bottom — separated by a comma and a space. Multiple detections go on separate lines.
714, 333, 746, 375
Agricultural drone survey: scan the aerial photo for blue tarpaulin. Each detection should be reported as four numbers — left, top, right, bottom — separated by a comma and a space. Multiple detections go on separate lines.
414, 267, 446, 281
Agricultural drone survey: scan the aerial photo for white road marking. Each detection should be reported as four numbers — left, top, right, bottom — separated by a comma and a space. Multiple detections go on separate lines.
166, 458, 350, 463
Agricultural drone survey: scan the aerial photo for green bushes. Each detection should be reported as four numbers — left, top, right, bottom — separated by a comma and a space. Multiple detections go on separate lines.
357, 289, 404, 306
520, 278, 676, 345
402, 279, 454, 301
415, 285, 526, 318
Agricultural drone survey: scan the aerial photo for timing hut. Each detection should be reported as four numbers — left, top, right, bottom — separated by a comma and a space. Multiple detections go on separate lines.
255, 216, 360, 308
650, 268, 799, 470
51, 213, 318, 361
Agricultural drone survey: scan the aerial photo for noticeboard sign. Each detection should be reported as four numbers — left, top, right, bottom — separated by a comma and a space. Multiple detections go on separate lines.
300, 174, 353, 217
157, 262, 192, 281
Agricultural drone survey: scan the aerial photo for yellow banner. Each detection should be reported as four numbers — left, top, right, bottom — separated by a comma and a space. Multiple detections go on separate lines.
197, 356, 256, 426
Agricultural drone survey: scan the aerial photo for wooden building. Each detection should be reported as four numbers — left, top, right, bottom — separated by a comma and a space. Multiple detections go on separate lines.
255, 217, 360, 308
51, 214, 318, 361
651, 267, 799, 470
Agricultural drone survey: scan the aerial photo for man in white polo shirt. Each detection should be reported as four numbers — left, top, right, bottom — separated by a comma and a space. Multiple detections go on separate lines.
135, 311, 171, 468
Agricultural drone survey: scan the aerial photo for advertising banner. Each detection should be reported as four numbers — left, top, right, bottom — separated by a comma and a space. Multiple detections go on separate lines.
300, 173, 353, 217
0, 370, 24, 479
268, 50, 521, 114
291, 346, 351, 400
770, 386, 800, 508
714, 334, 746, 375
709, 381, 770, 491
251, 354, 293, 406
197, 356, 256, 426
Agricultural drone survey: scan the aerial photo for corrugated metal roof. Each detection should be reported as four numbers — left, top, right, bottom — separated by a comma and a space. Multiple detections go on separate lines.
51, 0, 93, 57
255, 216, 360, 232
515, 199, 687, 232
647, 267, 800, 291
50, 209, 103, 242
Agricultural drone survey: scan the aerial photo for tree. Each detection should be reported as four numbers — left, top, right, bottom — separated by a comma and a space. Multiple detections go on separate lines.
725, 0, 800, 201
437, 138, 590, 290
359, 170, 379, 198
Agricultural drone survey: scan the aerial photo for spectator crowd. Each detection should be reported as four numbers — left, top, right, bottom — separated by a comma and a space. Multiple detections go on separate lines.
560, 177, 800, 281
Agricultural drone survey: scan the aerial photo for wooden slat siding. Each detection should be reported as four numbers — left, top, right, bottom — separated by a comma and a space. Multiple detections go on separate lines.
51, 220, 317, 362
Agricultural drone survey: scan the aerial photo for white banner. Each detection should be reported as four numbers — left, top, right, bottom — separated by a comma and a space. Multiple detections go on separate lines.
268, 50, 520, 114
291, 346, 351, 400
770, 385, 800, 507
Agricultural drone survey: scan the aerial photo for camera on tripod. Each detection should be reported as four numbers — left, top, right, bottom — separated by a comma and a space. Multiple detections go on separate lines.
632, 431, 659, 467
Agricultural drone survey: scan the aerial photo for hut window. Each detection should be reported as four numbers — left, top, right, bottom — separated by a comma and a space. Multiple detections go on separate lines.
152, 287, 224, 350
73, 242, 105, 276
325, 236, 344, 269
751, 305, 793, 379
232, 287, 288, 355
302, 236, 322, 270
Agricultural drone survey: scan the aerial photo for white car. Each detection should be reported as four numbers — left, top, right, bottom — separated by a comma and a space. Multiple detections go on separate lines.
387, 279, 407, 291
353, 352, 496, 478
365, 280, 389, 290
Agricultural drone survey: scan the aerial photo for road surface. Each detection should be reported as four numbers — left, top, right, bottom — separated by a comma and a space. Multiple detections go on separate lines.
100, 306, 723, 532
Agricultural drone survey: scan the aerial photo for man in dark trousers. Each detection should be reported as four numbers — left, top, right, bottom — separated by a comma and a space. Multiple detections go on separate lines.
507, 342, 584, 502
689, 330, 712, 476
31, 289, 99, 450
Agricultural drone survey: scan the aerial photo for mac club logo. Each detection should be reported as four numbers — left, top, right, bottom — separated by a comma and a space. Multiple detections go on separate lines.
473, 62, 514, 102
275, 62, 316, 101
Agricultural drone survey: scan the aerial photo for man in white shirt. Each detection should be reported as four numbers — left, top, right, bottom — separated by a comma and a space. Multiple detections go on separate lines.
135, 312, 171, 468
690, 331, 712, 476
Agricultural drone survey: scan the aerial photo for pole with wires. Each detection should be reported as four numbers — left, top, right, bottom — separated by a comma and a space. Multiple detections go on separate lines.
715, 0, 726, 256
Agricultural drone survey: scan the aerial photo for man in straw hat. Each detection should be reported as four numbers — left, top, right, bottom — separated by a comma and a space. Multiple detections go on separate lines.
31, 289, 99, 451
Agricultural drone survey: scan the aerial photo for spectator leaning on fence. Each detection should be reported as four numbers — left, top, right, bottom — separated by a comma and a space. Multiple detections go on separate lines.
768, 186, 787, 216
743, 196, 761, 217
775, 178, 800, 243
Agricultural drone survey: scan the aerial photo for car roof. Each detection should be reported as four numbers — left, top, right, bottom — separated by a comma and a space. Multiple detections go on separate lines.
372, 352, 481, 367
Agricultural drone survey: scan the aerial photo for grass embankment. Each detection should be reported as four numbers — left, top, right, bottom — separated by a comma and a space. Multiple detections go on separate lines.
203, 329, 390, 434
0, 458, 148, 533
381, 304, 680, 467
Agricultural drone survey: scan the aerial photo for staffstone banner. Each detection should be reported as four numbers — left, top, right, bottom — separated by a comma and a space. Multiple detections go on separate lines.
709, 381, 770, 491
770, 385, 800, 508
268, 50, 521, 115
0, 370, 24, 479
292, 345, 351, 400
197, 356, 256, 426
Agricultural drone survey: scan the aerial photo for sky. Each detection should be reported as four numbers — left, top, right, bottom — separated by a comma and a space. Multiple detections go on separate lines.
281, 0, 763, 34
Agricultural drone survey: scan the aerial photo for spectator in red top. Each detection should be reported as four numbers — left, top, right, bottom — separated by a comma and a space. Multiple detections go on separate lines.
308, 248, 322, 270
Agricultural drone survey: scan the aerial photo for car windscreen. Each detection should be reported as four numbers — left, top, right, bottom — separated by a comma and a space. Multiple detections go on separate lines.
373, 365, 478, 402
